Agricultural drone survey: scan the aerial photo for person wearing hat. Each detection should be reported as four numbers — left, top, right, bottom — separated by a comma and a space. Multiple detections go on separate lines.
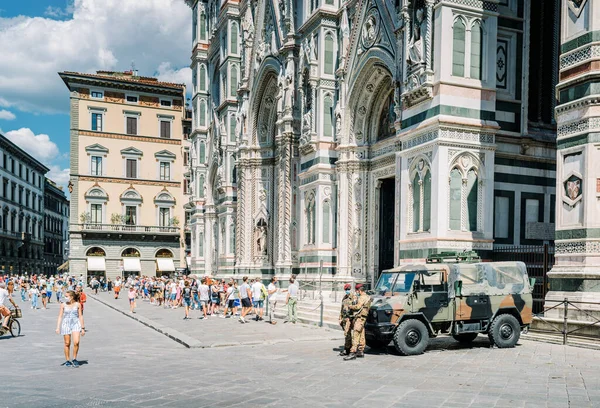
338, 283, 356, 356
344, 283, 371, 360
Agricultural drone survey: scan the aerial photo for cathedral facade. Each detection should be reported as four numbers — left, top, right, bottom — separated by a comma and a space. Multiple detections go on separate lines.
184, 0, 558, 284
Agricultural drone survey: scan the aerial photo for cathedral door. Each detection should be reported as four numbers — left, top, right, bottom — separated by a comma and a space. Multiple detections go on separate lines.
378, 178, 395, 274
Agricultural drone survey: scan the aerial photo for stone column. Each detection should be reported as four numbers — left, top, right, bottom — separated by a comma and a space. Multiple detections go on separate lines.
546, 0, 600, 333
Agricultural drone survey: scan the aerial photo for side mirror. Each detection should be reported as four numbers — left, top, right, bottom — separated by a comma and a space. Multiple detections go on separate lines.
529, 277, 536, 289
454, 280, 463, 297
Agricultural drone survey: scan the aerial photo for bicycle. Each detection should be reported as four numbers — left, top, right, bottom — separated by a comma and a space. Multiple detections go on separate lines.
0, 308, 21, 337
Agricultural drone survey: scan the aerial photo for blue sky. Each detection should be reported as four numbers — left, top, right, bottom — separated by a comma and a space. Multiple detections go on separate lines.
0, 0, 192, 194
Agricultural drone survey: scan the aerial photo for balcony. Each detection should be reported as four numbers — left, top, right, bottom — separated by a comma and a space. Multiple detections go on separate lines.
75, 223, 180, 242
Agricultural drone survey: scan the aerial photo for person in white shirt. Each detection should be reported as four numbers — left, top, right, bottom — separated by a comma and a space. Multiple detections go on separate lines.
221, 281, 238, 318
198, 279, 210, 319
251, 279, 266, 321
285, 278, 299, 324
114, 278, 122, 299
29, 285, 40, 310
267, 277, 279, 325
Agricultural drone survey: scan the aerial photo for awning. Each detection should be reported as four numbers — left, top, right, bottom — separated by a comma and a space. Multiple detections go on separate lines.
87, 257, 106, 272
57, 260, 69, 271
156, 258, 175, 272
123, 257, 141, 272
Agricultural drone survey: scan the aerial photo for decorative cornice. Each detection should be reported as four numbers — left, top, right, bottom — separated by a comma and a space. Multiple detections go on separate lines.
76, 175, 181, 188
78, 130, 181, 145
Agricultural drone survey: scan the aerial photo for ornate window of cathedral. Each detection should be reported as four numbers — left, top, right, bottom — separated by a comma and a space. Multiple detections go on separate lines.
452, 15, 486, 80
409, 158, 432, 233
323, 94, 334, 138
199, 99, 207, 127
448, 154, 482, 233
322, 200, 331, 244
230, 22, 239, 55
199, 64, 207, 91
230, 64, 238, 97
324, 32, 335, 75
199, 142, 206, 164
199, 11, 207, 41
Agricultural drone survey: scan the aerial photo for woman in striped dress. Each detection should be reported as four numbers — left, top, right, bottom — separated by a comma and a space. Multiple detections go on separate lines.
55, 290, 85, 367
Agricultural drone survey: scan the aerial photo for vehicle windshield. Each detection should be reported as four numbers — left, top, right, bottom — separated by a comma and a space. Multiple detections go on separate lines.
375, 272, 416, 296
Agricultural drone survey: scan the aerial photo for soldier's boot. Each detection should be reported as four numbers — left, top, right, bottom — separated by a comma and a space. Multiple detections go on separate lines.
356, 351, 365, 358
339, 349, 350, 356
343, 353, 357, 361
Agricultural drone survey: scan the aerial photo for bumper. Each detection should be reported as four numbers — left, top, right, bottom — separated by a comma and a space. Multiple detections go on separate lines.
365, 322, 395, 342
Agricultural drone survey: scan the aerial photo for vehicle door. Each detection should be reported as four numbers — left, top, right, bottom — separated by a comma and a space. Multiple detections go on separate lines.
413, 272, 450, 322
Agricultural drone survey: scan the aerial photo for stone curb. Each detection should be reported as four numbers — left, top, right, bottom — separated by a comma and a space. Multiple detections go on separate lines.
89, 295, 343, 349
88, 295, 203, 349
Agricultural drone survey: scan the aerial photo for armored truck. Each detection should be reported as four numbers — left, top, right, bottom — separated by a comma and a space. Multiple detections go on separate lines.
365, 261, 534, 355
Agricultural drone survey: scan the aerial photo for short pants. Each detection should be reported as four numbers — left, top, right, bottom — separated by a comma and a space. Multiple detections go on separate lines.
183, 298, 191, 307
227, 299, 235, 309
241, 298, 252, 308
253, 300, 264, 308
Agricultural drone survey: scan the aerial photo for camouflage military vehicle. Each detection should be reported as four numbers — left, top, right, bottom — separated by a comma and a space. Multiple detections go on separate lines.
365, 260, 534, 356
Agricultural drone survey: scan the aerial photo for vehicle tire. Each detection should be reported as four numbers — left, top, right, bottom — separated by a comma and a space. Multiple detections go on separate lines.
393, 319, 429, 356
452, 333, 478, 343
9, 319, 21, 337
488, 314, 520, 348
366, 338, 389, 350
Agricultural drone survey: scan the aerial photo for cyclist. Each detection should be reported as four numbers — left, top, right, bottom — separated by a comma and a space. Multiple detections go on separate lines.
0, 282, 17, 332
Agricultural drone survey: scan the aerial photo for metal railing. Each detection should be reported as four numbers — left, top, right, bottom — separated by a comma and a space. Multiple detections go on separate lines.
76, 223, 180, 233
533, 298, 600, 345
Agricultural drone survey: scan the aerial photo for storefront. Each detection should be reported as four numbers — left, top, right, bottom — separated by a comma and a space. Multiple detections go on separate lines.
86, 247, 106, 280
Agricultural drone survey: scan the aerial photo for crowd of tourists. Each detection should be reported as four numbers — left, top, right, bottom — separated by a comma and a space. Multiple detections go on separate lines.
89, 274, 300, 324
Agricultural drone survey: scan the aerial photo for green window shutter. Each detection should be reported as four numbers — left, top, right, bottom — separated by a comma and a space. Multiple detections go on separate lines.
423, 170, 431, 231
231, 23, 238, 54
323, 95, 333, 137
230, 65, 238, 97
452, 20, 465, 77
199, 175, 205, 198
199, 142, 206, 164
200, 13, 207, 41
229, 115, 236, 143
470, 22, 483, 79
199, 100, 206, 126
323, 201, 331, 244
449, 169, 462, 230
412, 173, 421, 232
466, 170, 478, 231
324, 34, 335, 75
199, 65, 206, 91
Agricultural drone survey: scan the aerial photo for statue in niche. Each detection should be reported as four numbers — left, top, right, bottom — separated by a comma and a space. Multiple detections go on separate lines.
276, 68, 285, 113
308, 35, 317, 62
377, 93, 396, 141
256, 219, 268, 255
407, 8, 425, 67
284, 59, 295, 112
334, 104, 342, 136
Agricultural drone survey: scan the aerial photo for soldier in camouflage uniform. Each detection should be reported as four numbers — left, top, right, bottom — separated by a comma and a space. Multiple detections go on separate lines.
339, 283, 356, 356
344, 284, 371, 360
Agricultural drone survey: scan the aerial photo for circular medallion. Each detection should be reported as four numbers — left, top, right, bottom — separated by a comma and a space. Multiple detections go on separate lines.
361, 9, 380, 49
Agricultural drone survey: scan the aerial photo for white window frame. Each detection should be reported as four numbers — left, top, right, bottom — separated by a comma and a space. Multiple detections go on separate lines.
125, 94, 139, 104
90, 90, 104, 100
89, 202, 105, 224
88, 107, 106, 132
123, 111, 141, 135
157, 206, 171, 227
160, 98, 172, 107
159, 161, 171, 181
157, 114, 174, 139
123, 204, 139, 226
451, 14, 488, 84
90, 156, 103, 176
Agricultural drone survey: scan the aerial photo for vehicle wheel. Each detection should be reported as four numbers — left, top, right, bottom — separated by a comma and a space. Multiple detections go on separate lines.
452, 333, 478, 343
393, 319, 429, 356
366, 338, 389, 350
488, 314, 520, 348
9, 319, 21, 337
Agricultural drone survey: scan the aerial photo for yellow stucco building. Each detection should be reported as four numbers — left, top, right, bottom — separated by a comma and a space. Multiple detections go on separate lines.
59, 70, 189, 280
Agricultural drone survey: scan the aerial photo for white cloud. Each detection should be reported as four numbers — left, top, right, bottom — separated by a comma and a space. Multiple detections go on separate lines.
0, 110, 15, 120
0, 0, 191, 114
4, 128, 60, 163
47, 165, 71, 196
156, 62, 192, 91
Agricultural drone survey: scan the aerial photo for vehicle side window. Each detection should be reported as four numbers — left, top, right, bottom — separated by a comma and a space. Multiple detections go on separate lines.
416, 273, 446, 292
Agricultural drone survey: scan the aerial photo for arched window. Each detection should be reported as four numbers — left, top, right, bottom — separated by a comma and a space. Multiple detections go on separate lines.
199, 174, 205, 198
199, 142, 206, 164
324, 33, 335, 75
192, 67, 197, 93
155, 248, 173, 258
121, 247, 140, 257
229, 223, 235, 254
412, 172, 421, 232
192, 6, 197, 43
229, 114, 236, 143
86, 247, 106, 257
200, 12, 207, 40
466, 170, 478, 231
470, 21, 483, 80
199, 65, 207, 91
422, 170, 432, 232
230, 22, 238, 54
230, 64, 238, 97
230, 157, 236, 184
323, 94, 333, 137
449, 169, 462, 230
452, 19, 466, 77
199, 99, 206, 126
322, 200, 331, 244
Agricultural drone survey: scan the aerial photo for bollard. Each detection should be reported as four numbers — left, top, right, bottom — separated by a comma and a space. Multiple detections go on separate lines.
563, 297, 568, 345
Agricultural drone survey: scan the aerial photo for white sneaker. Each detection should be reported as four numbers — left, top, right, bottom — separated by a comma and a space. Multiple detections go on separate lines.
220, 315, 226, 318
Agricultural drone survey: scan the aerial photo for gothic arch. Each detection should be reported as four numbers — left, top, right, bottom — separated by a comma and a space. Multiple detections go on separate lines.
250, 59, 280, 146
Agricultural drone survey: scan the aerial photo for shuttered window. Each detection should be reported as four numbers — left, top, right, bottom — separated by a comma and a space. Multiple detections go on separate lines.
126, 117, 137, 135
160, 120, 171, 138
126, 159, 137, 178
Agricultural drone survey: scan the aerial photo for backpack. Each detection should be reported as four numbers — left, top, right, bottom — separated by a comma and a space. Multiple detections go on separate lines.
260, 284, 268, 300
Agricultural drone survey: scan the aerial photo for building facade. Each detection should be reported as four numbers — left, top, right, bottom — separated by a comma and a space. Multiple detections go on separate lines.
0, 134, 49, 275
43, 178, 69, 276
185, 0, 558, 284
60, 70, 187, 280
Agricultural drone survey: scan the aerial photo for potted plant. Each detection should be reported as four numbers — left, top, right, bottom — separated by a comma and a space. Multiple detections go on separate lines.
170, 216, 180, 228
110, 213, 124, 230
79, 212, 91, 228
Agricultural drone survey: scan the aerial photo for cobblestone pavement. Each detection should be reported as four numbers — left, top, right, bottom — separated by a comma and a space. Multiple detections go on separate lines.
4, 295, 600, 408
88, 292, 343, 348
